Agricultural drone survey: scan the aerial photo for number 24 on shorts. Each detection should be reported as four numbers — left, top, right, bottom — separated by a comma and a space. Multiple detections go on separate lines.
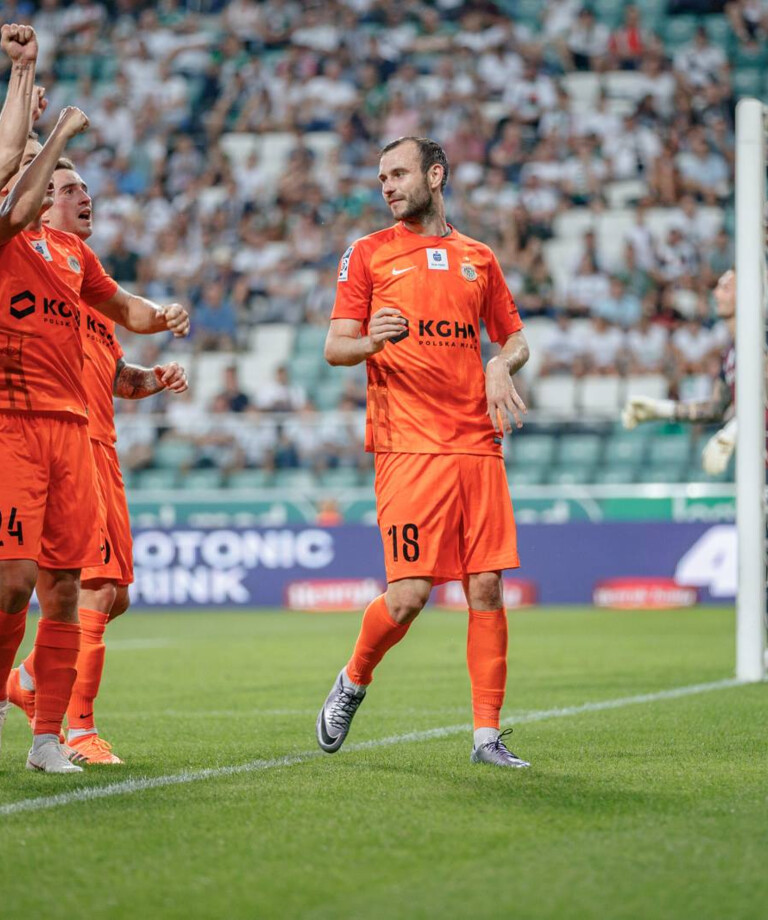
0, 506, 24, 546
386, 523, 420, 562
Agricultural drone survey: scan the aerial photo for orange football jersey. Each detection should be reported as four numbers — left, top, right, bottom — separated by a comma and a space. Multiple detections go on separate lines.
0, 226, 117, 417
331, 223, 523, 455
81, 302, 123, 445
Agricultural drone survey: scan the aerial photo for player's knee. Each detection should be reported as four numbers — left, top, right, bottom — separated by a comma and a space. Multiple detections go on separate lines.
0, 563, 37, 613
109, 586, 130, 621
468, 572, 504, 610
387, 587, 429, 625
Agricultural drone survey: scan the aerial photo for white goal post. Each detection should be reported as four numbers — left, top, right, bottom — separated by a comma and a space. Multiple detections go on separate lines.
735, 98, 767, 682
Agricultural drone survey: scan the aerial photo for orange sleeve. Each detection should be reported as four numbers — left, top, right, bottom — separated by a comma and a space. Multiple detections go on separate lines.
482, 253, 523, 345
331, 240, 373, 323
79, 239, 119, 305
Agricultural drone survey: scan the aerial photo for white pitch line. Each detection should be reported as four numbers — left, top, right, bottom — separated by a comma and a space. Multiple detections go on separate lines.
0, 677, 743, 818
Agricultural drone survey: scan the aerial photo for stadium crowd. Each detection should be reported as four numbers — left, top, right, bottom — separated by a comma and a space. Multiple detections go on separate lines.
1, 0, 744, 480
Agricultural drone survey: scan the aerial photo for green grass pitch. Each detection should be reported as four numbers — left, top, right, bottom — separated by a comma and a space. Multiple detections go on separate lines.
0, 606, 766, 920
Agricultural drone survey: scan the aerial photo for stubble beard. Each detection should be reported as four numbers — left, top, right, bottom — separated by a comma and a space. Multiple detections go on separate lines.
395, 180, 437, 223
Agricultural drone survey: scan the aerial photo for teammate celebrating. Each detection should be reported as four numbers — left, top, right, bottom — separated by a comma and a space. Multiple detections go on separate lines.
622, 269, 737, 473
0, 92, 188, 773
7, 158, 189, 765
315, 137, 530, 768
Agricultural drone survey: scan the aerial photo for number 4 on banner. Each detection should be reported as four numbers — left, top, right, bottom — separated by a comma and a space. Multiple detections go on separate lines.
674, 525, 737, 599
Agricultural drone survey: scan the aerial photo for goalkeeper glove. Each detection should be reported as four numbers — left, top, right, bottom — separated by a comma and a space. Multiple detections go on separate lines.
701, 418, 737, 476
621, 396, 676, 430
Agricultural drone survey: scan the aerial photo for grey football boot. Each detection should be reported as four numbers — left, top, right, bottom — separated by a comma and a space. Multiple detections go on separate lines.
316, 669, 366, 753
471, 729, 530, 768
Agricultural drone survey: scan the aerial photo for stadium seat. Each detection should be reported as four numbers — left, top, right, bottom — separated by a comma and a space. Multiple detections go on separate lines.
552, 208, 594, 240
660, 16, 700, 48
562, 72, 601, 112
518, 317, 554, 382
182, 469, 225, 489
136, 469, 180, 490
314, 380, 345, 411
509, 434, 557, 466
733, 44, 768, 70
228, 469, 275, 489
647, 435, 692, 467
604, 432, 647, 468
635, 466, 688, 484
733, 69, 762, 98
294, 324, 329, 355
547, 466, 596, 486
593, 467, 637, 485
579, 377, 623, 418
705, 15, 734, 47
507, 467, 548, 487
534, 377, 578, 416
273, 468, 318, 489
194, 352, 239, 406
623, 374, 669, 402
319, 468, 361, 488
593, 0, 626, 28
291, 354, 325, 388
558, 435, 603, 467
603, 180, 647, 209
153, 439, 197, 470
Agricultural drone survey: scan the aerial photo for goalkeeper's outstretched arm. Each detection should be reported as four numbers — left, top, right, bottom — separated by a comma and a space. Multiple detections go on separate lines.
622, 377, 732, 429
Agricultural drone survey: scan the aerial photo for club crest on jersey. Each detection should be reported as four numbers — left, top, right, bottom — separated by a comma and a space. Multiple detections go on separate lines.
426, 248, 448, 270
338, 245, 354, 282
461, 264, 478, 282
67, 256, 81, 273
30, 239, 53, 262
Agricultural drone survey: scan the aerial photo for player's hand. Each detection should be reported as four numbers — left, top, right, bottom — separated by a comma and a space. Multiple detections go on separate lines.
160, 303, 190, 338
154, 362, 188, 394
55, 106, 89, 140
1, 24, 38, 65
486, 356, 526, 432
621, 396, 676, 430
702, 419, 737, 475
31, 84, 47, 124
368, 307, 407, 353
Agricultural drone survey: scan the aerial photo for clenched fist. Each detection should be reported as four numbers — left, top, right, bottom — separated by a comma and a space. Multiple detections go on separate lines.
1, 24, 38, 65
154, 362, 188, 393
160, 303, 190, 338
55, 106, 89, 140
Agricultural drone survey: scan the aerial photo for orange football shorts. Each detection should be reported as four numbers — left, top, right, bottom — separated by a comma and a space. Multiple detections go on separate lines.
81, 440, 134, 586
374, 452, 519, 585
0, 412, 104, 569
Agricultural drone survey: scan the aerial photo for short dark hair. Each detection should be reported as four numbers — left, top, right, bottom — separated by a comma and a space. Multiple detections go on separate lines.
54, 157, 76, 171
380, 136, 450, 191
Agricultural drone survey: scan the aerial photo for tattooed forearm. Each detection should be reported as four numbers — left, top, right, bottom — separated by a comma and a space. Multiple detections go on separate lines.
113, 359, 162, 399
673, 380, 732, 424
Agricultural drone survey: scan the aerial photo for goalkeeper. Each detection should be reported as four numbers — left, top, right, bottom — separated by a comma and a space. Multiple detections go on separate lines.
622, 270, 738, 475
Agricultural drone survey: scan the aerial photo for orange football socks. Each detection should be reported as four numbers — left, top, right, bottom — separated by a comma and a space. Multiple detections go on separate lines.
32, 618, 81, 736
467, 607, 508, 730
0, 606, 27, 699
67, 608, 109, 734
346, 594, 410, 686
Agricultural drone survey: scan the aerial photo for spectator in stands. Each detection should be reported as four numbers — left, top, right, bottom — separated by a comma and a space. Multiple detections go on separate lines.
595, 276, 643, 329
702, 228, 734, 286
626, 309, 670, 375
676, 129, 730, 204
539, 313, 585, 376
257, 365, 306, 413
564, 7, 610, 72
578, 315, 627, 376
608, 3, 646, 70
673, 25, 727, 89
672, 318, 718, 376
217, 364, 252, 414
193, 280, 239, 351
726, 0, 768, 44
566, 253, 610, 316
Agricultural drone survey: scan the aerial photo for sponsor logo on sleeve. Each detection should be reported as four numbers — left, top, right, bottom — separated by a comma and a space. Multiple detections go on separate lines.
426, 248, 448, 270
338, 245, 354, 282
67, 256, 81, 273
461, 264, 478, 281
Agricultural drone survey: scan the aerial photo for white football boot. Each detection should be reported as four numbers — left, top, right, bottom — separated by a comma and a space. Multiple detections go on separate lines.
26, 739, 84, 774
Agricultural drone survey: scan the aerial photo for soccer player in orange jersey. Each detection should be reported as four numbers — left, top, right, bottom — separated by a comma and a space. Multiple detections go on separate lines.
316, 137, 531, 768
0, 88, 188, 773
7, 158, 189, 765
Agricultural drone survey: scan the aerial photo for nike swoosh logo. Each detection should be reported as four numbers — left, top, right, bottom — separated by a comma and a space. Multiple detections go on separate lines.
318, 708, 341, 747
391, 266, 416, 276
79, 712, 93, 720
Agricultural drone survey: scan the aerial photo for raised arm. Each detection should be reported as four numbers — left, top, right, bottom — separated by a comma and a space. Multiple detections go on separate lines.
486, 330, 530, 432
0, 24, 38, 189
113, 358, 188, 399
0, 105, 88, 244
91, 286, 190, 338
324, 309, 408, 367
